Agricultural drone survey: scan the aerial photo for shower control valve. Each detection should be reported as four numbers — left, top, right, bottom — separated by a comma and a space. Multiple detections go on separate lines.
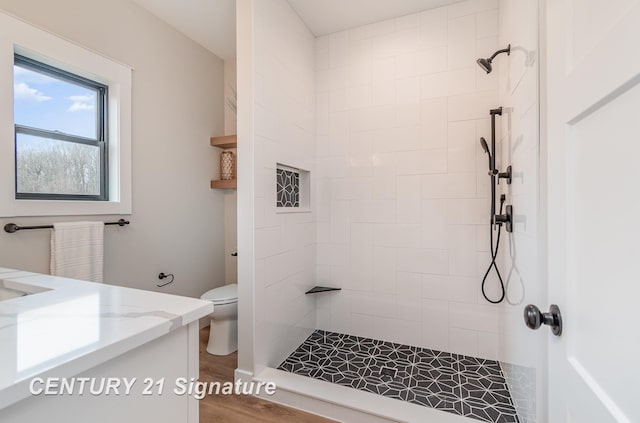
497, 165, 512, 185
494, 205, 513, 232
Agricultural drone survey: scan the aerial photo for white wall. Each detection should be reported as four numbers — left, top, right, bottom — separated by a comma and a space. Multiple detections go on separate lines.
497, 1, 543, 422
0, 0, 226, 299
224, 59, 238, 135
235, 0, 255, 375
252, 0, 317, 371
314, 0, 503, 358
223, 59, 238, 286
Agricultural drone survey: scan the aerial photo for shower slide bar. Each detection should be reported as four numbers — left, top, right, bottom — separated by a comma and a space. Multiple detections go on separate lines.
3, 219, 130, 233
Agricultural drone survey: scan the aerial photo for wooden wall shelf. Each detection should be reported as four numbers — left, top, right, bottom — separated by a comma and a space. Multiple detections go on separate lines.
210, 179, 237, 189
210, 135, 237, 149
210, 134, 237, 190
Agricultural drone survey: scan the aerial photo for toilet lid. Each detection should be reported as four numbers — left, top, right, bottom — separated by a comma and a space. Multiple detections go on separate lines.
201, 284, 237, 304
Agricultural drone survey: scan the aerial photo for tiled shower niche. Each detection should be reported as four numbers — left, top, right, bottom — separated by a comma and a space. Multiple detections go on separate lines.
279, 330, 520, 423
276, 164, 310, 211
276, 168, 299, 207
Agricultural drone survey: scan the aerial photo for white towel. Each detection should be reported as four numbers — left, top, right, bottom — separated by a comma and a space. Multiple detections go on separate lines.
50, 222, 104, 283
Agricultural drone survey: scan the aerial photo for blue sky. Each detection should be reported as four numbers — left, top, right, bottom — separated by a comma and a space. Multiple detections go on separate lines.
13, 65, 97, 141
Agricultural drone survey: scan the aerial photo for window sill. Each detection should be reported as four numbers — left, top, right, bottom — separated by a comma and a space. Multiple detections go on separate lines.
0, 199, 131, 218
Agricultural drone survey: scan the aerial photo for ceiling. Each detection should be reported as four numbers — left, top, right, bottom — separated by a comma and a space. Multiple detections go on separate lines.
288, 0, 464, 36
134, 0, 236, 60
134, 0, 464, 59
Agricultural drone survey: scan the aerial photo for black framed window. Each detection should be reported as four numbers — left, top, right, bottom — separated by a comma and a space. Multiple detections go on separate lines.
13, 54, 108, 200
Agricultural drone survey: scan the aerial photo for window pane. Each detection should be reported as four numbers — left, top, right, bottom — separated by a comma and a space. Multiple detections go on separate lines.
13, 64, 98, 139
16, 134, 101, 196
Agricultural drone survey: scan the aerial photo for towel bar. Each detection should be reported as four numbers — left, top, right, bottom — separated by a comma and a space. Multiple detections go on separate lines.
4, 219, 130, 233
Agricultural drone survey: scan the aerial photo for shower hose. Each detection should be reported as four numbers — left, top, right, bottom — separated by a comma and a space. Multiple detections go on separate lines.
481, 193, 506, 304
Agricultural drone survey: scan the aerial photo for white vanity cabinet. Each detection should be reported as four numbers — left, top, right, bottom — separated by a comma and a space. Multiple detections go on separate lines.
0, 268, 212, 423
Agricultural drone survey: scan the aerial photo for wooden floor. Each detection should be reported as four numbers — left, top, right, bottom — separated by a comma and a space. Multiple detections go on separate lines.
198, 327, 336, 423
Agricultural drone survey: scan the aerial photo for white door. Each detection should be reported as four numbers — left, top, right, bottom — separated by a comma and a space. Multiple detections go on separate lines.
546, 0, 640, 422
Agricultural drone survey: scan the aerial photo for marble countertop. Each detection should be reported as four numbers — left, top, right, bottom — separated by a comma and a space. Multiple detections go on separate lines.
0, 267, 213, 409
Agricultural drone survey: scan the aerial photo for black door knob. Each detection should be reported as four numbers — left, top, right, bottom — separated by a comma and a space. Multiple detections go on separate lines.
523, 304, 563, 336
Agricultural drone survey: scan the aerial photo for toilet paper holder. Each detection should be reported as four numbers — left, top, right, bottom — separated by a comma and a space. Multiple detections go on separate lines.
157, 272, 174, 288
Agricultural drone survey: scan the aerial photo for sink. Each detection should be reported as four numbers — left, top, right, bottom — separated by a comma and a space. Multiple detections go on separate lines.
0, 280, 51, 302
0, 286, 29, 301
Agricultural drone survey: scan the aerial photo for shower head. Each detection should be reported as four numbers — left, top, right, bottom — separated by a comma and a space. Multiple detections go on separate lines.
480, 137, 493, 171
480, 137, 490, 155
476, 58, 493, 74
477, 44, 511, 74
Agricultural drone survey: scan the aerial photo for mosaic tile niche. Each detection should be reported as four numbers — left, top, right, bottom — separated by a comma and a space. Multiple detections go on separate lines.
277, 168, 299, 207
276, 164, 309, 210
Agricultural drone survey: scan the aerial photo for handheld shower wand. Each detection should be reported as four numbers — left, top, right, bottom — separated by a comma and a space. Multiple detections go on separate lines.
479, 136, 497, 220
480, 137, 491, 165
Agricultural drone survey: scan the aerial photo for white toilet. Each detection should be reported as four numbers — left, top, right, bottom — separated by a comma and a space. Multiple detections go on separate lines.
200, 283, 238, 355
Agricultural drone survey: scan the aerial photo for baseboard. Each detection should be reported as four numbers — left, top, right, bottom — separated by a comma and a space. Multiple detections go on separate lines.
234, 368, 253, 383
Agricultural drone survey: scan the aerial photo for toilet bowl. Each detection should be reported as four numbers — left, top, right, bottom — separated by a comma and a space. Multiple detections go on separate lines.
200, 284, 238, 355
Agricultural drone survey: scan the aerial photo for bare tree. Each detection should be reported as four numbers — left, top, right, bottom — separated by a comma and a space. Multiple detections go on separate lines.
17, 143, 100, 195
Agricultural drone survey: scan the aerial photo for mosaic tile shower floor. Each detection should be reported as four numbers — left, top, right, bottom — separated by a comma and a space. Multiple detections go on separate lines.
278, 330, 519, 423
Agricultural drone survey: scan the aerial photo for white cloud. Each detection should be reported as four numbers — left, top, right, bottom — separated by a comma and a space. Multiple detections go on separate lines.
14, 82, 52, 103
67, 95, 95, 112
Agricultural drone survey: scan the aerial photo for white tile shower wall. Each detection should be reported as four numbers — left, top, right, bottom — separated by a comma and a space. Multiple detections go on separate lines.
314, 0, 502, 358
496, 1, 541, 422
253, 0, 316, 371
